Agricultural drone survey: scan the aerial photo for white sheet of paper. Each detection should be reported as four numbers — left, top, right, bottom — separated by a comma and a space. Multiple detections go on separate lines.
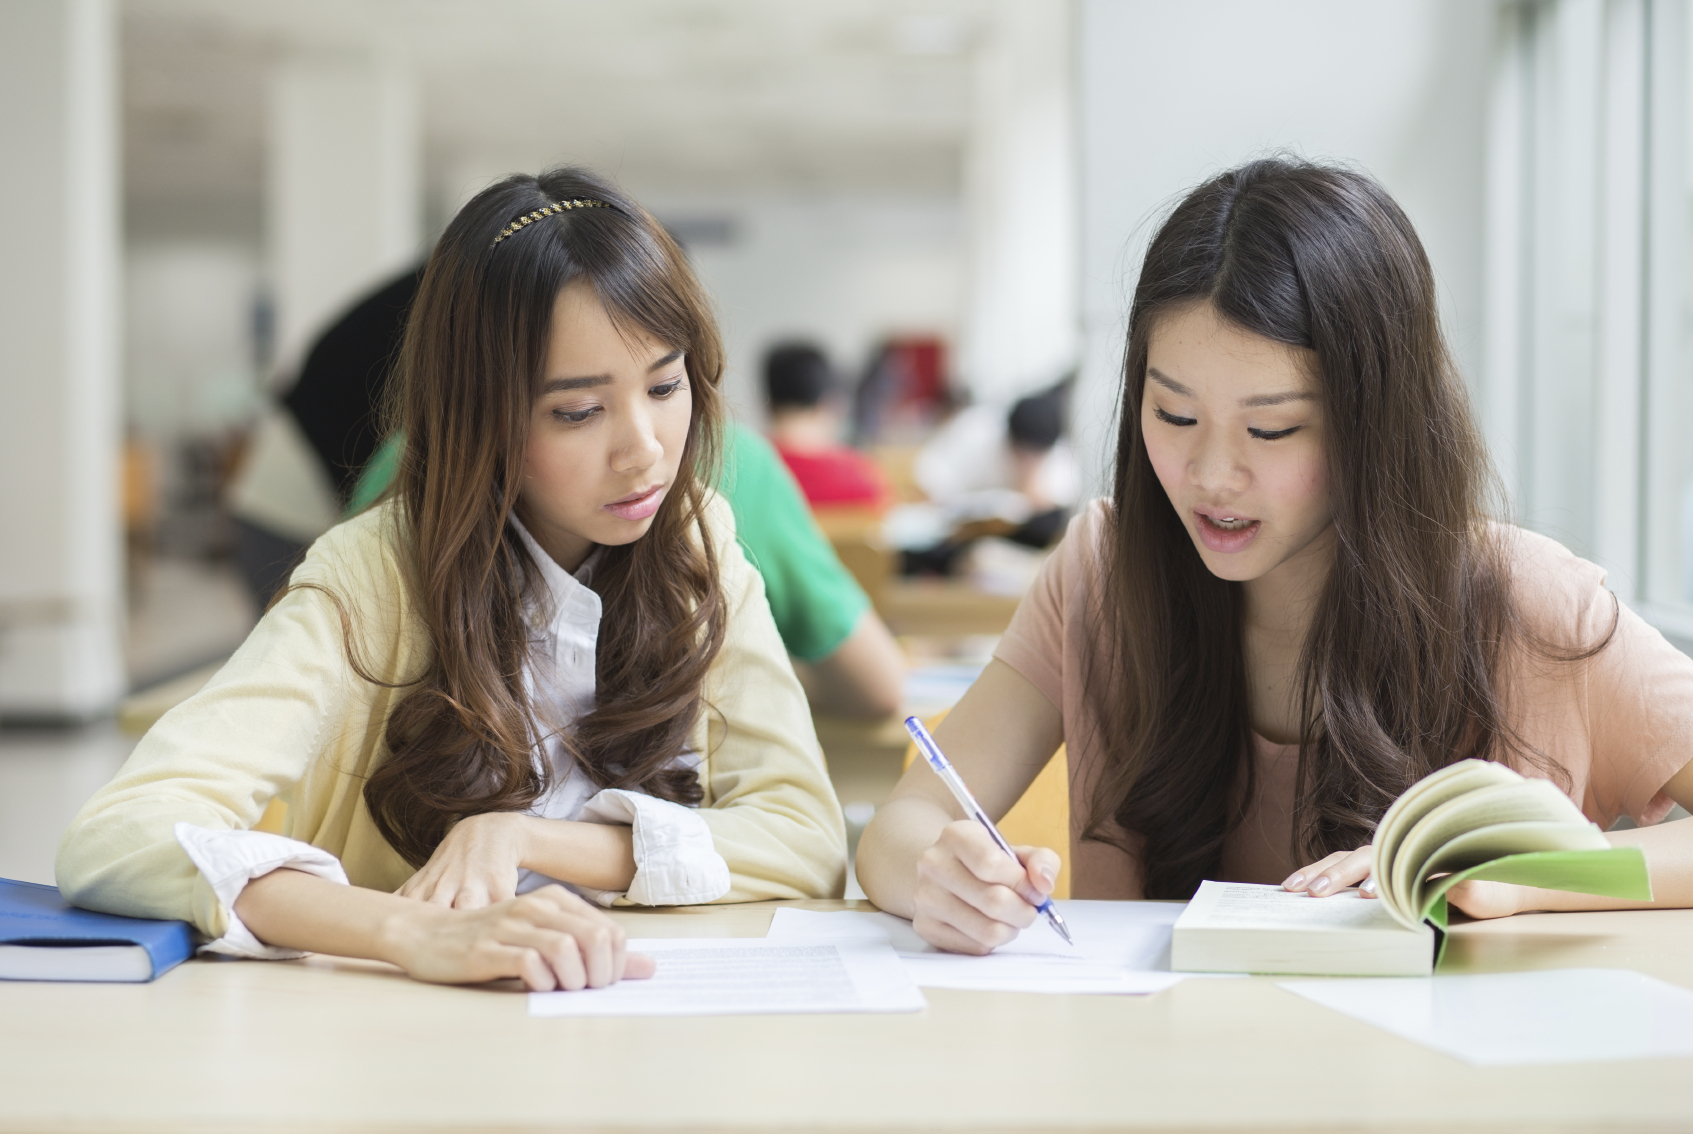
527, 938, 925, 1017
767, 902, 1190, 994
1280, 968, 1693, 1065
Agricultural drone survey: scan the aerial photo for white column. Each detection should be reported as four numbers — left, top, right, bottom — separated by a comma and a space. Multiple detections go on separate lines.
957, 0, 1079, 407
267, 52, 421, 369
0, 0, 125, 720
1590, 0, 1647, 592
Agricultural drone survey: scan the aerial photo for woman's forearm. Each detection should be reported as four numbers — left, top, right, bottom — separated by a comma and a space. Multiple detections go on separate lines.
520, 818, 637, 892
855, 793, 957, 918
234, 868, 436, 960
1520, 816, 1693, 912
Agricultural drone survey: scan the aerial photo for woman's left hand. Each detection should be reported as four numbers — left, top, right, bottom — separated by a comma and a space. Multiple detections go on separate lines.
399, 812, 532, 909
1282, 846, 1374, 897
1283, 846, 1529, 920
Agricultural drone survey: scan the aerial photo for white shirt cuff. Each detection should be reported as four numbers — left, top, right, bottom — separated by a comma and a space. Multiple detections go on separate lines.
173, 822, 350, 959
572, 789, 730, 907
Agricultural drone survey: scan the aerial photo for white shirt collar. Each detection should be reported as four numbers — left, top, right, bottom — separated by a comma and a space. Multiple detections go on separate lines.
508, 512, 602, 634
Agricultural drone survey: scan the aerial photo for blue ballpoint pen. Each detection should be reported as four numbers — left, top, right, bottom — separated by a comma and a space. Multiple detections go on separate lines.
903, 716, 1074, 946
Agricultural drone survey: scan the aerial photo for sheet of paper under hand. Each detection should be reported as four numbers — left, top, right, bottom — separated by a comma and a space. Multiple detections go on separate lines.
766, 902, 1192, 994
1279, 968, 1693, 1065
527, 938, 925, 1017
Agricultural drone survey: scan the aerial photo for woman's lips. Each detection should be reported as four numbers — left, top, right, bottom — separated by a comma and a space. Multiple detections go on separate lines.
604, 485, 664, 522
1194, 509, 1261, 554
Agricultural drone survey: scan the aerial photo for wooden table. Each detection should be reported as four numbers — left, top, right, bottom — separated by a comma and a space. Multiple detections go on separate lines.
3, 901, 1691, 1133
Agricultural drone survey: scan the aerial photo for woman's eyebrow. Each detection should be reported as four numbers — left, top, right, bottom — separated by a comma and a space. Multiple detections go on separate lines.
541, 375, 613, 393
539, 350, 682, 393
1147, 368, 1192, 396
1238, 391, 1315, 408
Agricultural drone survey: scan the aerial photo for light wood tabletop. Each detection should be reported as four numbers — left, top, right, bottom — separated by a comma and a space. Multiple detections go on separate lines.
3, 899, 1691, 1133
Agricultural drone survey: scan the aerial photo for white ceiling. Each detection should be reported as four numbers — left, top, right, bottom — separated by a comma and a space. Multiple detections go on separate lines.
123, 0, 990, 237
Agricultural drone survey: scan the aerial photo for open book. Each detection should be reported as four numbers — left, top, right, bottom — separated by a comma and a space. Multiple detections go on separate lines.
1171, 760, 1652, 975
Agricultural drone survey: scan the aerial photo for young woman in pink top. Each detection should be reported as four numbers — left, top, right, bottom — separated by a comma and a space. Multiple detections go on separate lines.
856, 159, 1693, 954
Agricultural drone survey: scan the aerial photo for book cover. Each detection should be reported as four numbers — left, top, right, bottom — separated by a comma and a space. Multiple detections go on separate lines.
0, 877, 195, 982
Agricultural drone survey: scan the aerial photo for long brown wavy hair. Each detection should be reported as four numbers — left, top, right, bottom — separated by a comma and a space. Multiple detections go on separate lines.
1086, 158, 1601, 900
353, 167, 726, 867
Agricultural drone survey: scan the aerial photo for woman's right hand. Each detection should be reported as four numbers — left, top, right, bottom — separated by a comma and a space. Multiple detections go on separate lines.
382, 883, 656, 991
912, 819, 1061, 954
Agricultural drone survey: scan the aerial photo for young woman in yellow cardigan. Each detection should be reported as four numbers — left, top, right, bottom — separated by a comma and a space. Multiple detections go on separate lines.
58, 168, 847, 991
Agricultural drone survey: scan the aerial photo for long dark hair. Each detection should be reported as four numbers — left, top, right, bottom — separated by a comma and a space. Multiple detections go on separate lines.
1086, 158, 1586, 899
350, 166, 726, 867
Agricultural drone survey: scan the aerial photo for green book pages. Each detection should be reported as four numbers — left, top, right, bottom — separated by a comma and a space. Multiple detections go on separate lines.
1172, 761, 1652, 977
1420, 847, 1652, 930
1370, 759, 1651, 940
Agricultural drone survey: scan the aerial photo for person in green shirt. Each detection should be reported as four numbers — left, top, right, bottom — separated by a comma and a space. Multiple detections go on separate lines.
351, 422, 904, 718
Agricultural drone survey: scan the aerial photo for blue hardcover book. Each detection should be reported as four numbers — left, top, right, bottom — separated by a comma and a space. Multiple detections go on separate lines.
0, 877, 194, 982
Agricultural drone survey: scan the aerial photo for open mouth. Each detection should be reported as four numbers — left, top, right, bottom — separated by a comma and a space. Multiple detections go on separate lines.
1194, 509, 1261, 553
604, 484, 665, 522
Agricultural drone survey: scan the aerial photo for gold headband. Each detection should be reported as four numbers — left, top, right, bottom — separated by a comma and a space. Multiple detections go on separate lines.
492, 198, 609, 245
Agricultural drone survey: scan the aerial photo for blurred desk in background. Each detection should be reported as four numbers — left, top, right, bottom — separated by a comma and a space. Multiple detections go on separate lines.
878, 577, 1022, 637
811, 712, 910, 812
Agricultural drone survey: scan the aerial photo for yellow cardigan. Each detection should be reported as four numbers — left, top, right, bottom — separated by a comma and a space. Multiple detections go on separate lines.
57, 495, 847, 938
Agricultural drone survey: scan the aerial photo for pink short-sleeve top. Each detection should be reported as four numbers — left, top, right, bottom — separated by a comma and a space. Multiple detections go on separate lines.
993, 499, 1693, 899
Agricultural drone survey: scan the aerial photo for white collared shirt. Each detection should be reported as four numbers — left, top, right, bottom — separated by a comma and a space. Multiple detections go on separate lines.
175, 514, 730, 959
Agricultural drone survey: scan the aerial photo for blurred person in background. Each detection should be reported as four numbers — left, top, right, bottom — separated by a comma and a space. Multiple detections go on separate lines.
914, 377, 1079, 535
764, 341, 890, 510
896, 380, 1080, 576
852, 336, 951, 445
716, 423, 904, 719
225, 268, 423, 606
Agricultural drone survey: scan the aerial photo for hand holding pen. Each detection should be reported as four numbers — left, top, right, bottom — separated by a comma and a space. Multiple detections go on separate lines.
904, 717, 1074, 948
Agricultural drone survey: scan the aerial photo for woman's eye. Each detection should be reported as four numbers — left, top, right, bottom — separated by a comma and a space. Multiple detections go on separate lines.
1153, 406, 1196, 427
553, 406, 600, 425
650, 377, 685, 399
1248, 426, 1301, 441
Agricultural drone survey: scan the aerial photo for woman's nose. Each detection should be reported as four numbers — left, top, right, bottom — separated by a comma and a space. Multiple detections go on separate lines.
611, 407, 664, 472
1188, 428, 1248, 495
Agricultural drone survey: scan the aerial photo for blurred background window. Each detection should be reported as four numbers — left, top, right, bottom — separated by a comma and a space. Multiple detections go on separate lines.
1482, 0, 1693, 640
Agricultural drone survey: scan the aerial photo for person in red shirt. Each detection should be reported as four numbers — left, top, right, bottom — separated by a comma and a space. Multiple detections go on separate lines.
765, 342, 890, 509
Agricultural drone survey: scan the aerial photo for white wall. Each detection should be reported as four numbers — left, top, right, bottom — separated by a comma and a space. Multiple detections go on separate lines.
959, 0, 1079, 405
673, 196, 964, 426
126, 243, 262, 438
1073, 0, 1497, 493
0, 0, 125, 718
267, 53, 423, 371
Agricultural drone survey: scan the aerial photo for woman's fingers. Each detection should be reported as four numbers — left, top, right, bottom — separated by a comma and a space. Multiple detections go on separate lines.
515, 946, 557, 992
1017, 845, 1062, 900
505, 887, 628, 988
567, 919, 619, 988
1284, 846, 1373, 896
914, 885, 1020, 955
936, 821, 1040, 900
493, 924, 588, 990
909, 821, 1062, 953
919, 842, 1037, 929
1282, 850, 1348, 891
623, 952, 657, 980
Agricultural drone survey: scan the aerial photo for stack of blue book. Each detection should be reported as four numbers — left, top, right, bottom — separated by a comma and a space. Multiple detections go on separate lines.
0, 877, 194, 982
